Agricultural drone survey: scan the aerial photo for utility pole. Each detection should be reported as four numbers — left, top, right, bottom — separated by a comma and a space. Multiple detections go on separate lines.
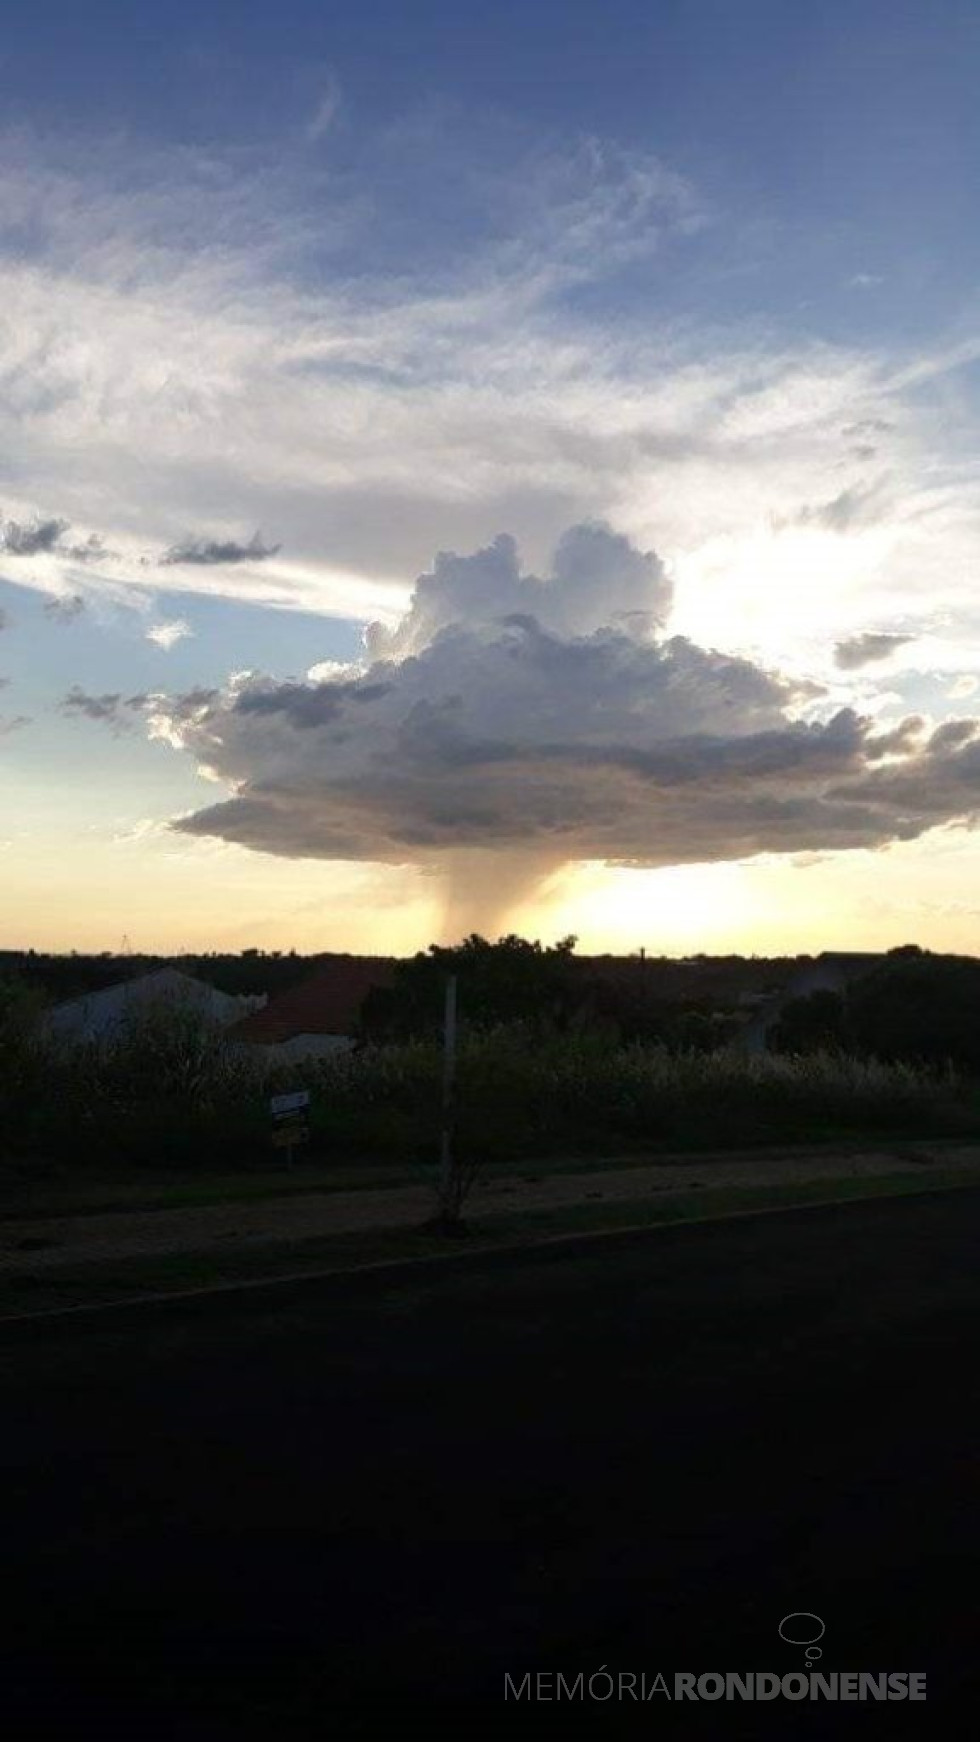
437, 973, 459, 1224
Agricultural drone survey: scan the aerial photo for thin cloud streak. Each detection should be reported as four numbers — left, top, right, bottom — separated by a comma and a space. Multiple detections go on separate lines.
159, 533, 282, 567
834, 631, 917, 670
43, 593, 86, 622
306, 73, 342, 143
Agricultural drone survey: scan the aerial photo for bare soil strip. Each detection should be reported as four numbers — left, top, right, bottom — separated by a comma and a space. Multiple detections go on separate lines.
4, 1144, 980, 1275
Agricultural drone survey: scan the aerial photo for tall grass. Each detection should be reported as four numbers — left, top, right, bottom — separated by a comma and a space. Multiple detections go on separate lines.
288, 1027, 971, 1164
2, 1006, 975, 1179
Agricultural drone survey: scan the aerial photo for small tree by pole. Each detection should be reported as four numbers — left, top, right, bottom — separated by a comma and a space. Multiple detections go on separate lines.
438, 973, 457, 1214
423, 972, 473, 1236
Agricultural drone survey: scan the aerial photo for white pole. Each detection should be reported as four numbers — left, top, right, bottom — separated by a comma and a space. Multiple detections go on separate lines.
439, 973, 458, 1216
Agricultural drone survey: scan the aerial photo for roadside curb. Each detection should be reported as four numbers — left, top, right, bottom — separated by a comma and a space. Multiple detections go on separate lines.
1, 1172, 978, 1331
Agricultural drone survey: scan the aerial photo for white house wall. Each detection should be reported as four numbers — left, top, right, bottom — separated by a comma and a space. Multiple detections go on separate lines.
46, 970, 263, 1045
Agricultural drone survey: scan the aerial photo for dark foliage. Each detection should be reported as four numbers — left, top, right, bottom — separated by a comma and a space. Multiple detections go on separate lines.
0, 949, 327, 1002
359, 933, 582, 1040
848, 954, 980, 1071
769, 989, 850, 1056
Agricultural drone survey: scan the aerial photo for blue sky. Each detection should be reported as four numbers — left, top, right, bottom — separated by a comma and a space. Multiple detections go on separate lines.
9, 0, 980, 318
3, 0, 980, 953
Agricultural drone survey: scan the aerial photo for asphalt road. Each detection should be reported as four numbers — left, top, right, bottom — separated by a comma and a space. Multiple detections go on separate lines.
2, 1189, 978, 1734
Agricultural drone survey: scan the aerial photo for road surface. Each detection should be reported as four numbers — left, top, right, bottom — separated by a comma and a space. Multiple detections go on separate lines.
2, 1189, 977, 1732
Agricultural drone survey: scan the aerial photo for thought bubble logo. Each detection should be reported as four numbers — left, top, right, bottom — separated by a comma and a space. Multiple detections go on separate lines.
779, 1612, 825, 1664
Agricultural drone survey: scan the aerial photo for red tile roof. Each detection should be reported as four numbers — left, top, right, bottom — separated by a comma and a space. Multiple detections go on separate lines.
228, 957, 397, 1044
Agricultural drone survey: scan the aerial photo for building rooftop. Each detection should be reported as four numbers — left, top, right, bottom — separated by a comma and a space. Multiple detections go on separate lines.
228, 957, 396, 1044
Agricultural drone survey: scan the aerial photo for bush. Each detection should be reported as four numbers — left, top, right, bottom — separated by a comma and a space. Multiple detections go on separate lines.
0, 973, 47, 1096
768, 990, 848, 1057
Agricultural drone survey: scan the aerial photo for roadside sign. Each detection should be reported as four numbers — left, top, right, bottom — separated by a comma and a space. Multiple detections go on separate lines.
270, 1090, 311, 1119
272, 1124, 310, 1149
269, 1089, 311, 1163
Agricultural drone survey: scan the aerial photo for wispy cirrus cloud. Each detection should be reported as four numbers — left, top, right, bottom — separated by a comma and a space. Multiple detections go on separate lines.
0, 120, 977, 679
785, 484, 886, 534
841, 419, 894, 438
306, 72, 343, 144
43, 592, 86, 622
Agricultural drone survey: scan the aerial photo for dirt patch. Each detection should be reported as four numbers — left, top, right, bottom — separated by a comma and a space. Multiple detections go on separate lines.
4, 1145, 980, 1276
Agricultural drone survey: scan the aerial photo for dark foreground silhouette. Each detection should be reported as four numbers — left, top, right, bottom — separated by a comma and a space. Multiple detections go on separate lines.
1, 1190, 978, 1733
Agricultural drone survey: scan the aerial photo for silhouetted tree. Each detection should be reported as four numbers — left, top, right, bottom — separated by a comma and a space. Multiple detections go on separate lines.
359, 934, 580, 1041
848, 954, 980, 1071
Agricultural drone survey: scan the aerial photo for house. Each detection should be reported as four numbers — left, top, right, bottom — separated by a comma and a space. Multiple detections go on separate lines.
733, 952, 883, 1054
226, 957, 397, 1061
45, 967, 264, 1047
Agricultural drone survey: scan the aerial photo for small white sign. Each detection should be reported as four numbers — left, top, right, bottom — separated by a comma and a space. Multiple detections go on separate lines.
270, 1089, 311, 1118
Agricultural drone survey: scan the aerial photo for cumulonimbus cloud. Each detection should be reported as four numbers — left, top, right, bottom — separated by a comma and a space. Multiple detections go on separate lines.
365, 522, 673, 661
103, 520, 980, 933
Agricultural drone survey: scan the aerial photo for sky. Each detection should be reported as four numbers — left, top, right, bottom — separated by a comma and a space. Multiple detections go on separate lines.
4, 0, 980, 957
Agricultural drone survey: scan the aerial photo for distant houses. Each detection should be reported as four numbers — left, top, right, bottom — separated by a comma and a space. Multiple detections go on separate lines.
35, 948, 899, 1060
40, 956, 398, 1065
226, 957, 397, 1061
733, 952, 883, 1054
45, 967, 264, 1047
